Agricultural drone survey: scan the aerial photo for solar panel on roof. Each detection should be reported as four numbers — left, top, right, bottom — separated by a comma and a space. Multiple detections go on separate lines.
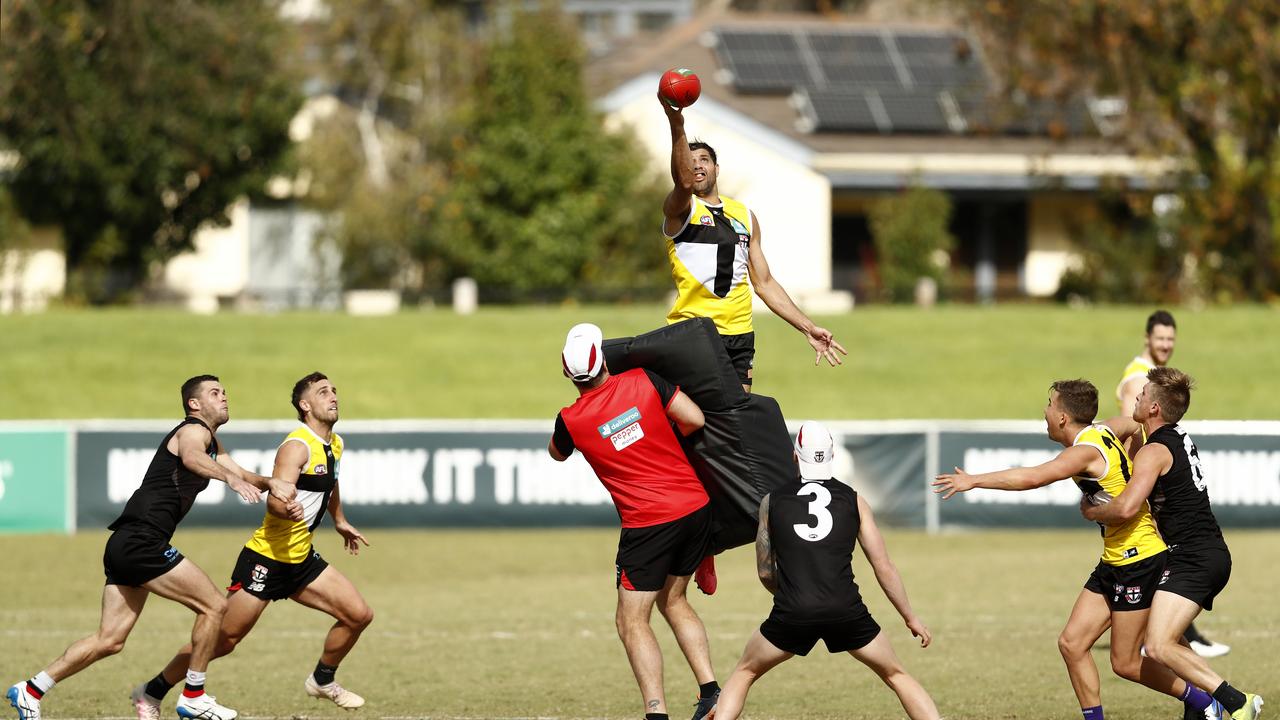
893, 33, 960, 56
876, 89, 949, 133
804, 90, 884, 133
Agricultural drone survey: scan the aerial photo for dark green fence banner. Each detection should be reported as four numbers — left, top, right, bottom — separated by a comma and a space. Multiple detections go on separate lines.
934, 422, 1280, 530
0, 427, 71, 533
73, 422, 928, 530
57, 419, 1280, 531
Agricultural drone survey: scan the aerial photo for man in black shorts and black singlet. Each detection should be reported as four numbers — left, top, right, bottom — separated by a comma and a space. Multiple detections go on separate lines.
714, 421, 940, 720
1084, 368, 1264, 720
6, 375, 297, 720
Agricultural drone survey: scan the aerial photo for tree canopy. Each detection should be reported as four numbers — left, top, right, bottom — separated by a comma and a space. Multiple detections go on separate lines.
950, 0, 1280, 301
0, 0, 302, 302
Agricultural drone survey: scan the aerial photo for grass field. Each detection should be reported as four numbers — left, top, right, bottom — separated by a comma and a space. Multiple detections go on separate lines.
1, 528, 1275, 719
1, 304, 1277, 420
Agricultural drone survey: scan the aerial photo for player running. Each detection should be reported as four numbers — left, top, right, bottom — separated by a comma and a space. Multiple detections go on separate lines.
131, 372, 372, 718
714, 421, 939, 720
934, 379, 1226, 720
549, 323, 721, 720
7, 375, 294, 720
1083, 368, 1263, 720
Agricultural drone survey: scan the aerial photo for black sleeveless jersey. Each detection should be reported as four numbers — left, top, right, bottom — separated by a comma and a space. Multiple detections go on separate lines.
1146, 424, 1225, 550
768, 479, 864, 622
108, 417, 215, 539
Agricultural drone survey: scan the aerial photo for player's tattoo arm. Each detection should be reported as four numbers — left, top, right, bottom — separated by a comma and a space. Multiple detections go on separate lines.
755, 494, 778, 594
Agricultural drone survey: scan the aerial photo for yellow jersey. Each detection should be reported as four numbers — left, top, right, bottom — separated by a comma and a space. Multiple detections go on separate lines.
1072, 424, 1166, 566
245, 426, 343, 563
664, 196, 754, 336
1117, 356, 1154, 409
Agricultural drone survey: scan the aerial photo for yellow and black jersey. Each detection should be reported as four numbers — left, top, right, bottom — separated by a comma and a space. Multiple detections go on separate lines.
245, 426, 343, 564
1116, 356, 1154, 409
1072, 424, 1166, 566
664, 196, 753, 336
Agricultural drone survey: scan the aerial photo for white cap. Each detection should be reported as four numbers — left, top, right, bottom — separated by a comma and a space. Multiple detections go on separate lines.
561, 323, 605, 382
794, 420, 835, 480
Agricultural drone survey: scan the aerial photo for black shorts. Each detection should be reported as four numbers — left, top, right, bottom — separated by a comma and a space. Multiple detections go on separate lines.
720, 332, 756, 387
1083, 551, 1168, 611
1157, 543, 1231, 611
760, 604, 882, 656
616, 504, 712, 592
229, 547, 329, 601
102, 527, 184, 587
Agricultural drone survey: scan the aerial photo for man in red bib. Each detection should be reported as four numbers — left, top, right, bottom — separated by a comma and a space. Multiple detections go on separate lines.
549, 323, 721, 720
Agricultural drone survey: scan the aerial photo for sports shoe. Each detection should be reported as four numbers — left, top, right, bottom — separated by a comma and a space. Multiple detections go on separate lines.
691, 690, 719, 720
694, 555, 717, 596
304, 675, 365, 709
175, 692, 237, 720
130, 683, 161, 720
1229, 694, 1263, 720
1190, 639, 1231, 658
6, 684, 40, 720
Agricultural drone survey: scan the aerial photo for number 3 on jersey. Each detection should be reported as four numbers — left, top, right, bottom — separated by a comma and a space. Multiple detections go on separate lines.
793, 483, 833, 542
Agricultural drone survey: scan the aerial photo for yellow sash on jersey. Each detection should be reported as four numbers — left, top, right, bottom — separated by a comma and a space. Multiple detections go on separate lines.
245, 426, 343, 564
1073, 424, 1166, 566
665, 196, 754, 335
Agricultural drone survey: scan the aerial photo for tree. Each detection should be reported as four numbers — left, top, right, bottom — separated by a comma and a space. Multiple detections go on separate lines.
425, 4, 669, 300
946, 0, 1280, 301
869, 186, 955, 302
0, 0, 302, 302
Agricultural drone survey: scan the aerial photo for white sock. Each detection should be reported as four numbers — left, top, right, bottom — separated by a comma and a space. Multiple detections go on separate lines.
185, 669, 206, 691
29, 672, 56, 694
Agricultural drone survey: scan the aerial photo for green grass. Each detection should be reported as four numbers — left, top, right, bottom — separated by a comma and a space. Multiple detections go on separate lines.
1, 304, 1276, 419
0, 528, 1275, 718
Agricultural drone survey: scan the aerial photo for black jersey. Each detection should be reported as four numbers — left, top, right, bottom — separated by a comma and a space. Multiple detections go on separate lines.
108, 417, 215, 539
1146, 424, 1225, 550
768, 478, 864, 623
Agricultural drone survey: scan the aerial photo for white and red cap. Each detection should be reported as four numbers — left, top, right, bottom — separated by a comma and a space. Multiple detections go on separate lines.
562, 322, 605, 382
794, 420, 835, 480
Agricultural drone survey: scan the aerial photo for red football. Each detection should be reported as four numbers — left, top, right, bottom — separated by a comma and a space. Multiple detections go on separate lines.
659, 68, 701, 109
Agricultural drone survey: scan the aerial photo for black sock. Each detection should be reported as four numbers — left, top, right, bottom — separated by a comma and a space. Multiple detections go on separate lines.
1212, 682, 1247, 713
699, 681, 720, 699
313, 660, 338, 686
645, 714, 669, 720
1183, 622, 1207, 644
145, 673, 176, 700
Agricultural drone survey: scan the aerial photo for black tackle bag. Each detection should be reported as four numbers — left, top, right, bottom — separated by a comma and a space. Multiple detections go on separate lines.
603, 318, 798, 554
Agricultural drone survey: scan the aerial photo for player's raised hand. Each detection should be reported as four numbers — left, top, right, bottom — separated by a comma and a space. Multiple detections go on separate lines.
226, 472, 262, 504
932, 468, 975, 499
907, 617, 932, 648
658, 90, 684, 121
335, 520, 370, 556
807, 327, 847, 367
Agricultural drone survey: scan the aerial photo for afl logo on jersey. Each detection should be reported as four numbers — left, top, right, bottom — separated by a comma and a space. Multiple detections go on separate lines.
699, 215, 714, 226
313, 464, 327, 474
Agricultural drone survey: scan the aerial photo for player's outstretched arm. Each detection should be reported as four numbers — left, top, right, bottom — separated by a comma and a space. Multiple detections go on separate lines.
933, 445, 1095, 498
661, 92, 695, 236
215, 437, 296, 505
755, 494, 778, 595
857, 496, 931, 647
1082, 442, 1170, 525
328, 484, 369, 556
745, 211, 847, 368
174, 425, 259, 503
